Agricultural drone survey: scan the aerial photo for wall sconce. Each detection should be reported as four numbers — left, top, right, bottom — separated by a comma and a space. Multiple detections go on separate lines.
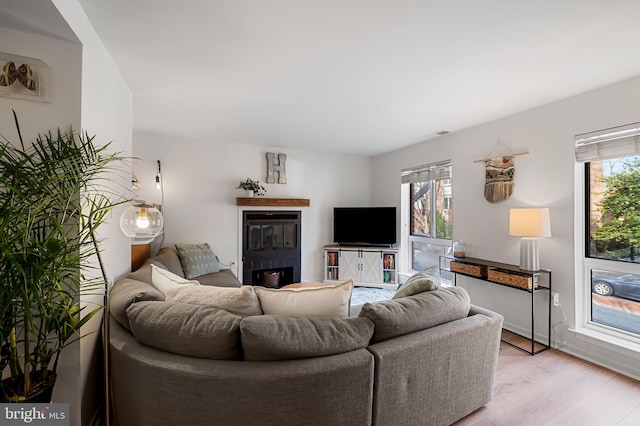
131, 173, 140, 190
155, 160, 161, 190
509, 208, 551, 271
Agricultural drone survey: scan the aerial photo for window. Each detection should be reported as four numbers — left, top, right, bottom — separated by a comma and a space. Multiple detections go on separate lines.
402, 161, 452, 272
577, 123, 640, 339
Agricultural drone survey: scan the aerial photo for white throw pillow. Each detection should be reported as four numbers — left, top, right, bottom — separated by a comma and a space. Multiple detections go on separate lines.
150, 264, 200, 296
165, 285, 262, 317
254, 280, 354, 317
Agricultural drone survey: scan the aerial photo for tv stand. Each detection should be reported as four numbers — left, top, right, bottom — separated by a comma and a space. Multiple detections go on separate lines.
323, 244, 398, 289
335, 243, 395, 249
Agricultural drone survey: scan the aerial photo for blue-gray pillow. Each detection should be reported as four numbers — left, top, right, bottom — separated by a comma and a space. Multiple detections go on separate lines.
175, 243, 220, 279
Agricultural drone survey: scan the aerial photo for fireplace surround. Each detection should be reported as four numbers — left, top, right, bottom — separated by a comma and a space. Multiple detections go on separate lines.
241, 210, 301, 286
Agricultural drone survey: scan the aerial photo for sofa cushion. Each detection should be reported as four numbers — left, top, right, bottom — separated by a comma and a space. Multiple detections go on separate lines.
151, 264, 200, 295
152, 247, 186, 278
254, 280, 354, 317
195, 269, 242, 288
126, 301, 242, 360
240, 315, 374, 361
127, 258, 168, 285
166, 285, 262, 317
359, 287, 471, 343
393, 268, 440, 299
175, 243, 221, 279
109, 279, 164, 331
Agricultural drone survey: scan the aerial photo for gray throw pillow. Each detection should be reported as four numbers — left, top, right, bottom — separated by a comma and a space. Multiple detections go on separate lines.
175, 243, 220, 279
109, 279, 165, 331
393, 268, 440, 299
166, 285, 263, 317
127, 259, 168, 285
195, 269, 242, 288
126, 301, 242, 360
240, 315, 374, 361
152, 247, 186, 278
360, 287, 471, 343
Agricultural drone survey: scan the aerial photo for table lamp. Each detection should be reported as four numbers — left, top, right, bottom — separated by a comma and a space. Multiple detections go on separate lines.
509, 208, 551, 271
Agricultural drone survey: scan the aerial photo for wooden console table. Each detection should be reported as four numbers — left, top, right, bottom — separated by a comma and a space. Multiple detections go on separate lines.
440, 256, 551, 355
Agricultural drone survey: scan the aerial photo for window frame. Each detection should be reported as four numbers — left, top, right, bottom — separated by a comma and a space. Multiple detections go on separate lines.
575, 126, 640, 350
402, 161, 452, 273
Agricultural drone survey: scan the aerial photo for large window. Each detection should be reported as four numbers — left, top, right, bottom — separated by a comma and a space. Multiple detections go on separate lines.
577, 123, 640, 339
402, 161, 452, 271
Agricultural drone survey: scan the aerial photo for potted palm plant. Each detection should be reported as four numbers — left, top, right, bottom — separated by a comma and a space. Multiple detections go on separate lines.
0, 112, 125, 402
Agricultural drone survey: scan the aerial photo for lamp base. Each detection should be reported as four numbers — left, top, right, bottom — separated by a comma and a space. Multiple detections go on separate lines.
519, 238, 540, 271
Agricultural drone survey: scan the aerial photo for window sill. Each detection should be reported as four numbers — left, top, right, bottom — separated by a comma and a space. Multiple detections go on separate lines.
569, 325, 640, 356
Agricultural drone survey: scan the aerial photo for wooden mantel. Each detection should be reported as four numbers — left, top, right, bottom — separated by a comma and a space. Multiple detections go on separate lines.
236, 197, 310, 207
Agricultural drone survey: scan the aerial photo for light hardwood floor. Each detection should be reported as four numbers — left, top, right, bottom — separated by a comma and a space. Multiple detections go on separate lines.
455, 336, 640, 426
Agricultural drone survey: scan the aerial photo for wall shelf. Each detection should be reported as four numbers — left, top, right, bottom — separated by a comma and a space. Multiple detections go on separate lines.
236, 197, 310, 207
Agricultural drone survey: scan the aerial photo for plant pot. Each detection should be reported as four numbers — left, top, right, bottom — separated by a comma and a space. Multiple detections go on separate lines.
1, 371, 56, 403
246, 190, 254, 197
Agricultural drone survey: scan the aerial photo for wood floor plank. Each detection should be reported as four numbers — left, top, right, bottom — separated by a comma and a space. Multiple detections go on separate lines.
453, 338, 640, 425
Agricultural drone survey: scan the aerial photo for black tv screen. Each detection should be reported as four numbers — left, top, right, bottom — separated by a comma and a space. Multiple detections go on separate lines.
333, 207, 396, 246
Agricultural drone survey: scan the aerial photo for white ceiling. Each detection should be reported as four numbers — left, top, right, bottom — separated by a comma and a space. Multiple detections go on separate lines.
13, 1, 640, 156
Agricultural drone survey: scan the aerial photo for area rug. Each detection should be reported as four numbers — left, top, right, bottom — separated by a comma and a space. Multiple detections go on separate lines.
351, 287, 395, 307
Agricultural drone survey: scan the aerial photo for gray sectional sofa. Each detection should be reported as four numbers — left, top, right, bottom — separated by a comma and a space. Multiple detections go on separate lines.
109, 248, 503, 426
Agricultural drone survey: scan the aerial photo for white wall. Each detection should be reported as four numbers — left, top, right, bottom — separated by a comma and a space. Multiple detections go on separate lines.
372, 75, 640, 380
53, 1, 134, 425
0, 23, 84, 423
0, 27, 81, 140
133, 133, 372, 281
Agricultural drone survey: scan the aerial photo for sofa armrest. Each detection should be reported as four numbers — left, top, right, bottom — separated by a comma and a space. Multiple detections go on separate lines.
367, 311, 503, 426
469, 303, 504, 321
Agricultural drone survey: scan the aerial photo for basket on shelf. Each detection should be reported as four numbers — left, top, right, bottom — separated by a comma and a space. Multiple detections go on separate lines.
487, 268, 538, 290
450, 261, 488, 278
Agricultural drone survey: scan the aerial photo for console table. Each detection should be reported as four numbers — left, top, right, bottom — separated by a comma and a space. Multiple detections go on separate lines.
440, 256, 551, 355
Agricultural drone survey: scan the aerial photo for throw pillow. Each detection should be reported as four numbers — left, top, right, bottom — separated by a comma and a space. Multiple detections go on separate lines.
126, 301, 242, 360
152, 247, 186, 278
240, 315, 374, 361
393, 267, 441, 299
175, 243, 220, 279
127, 258, 168, 285
166, 285, 263, 317
109, 279, 164, 331
150, 264, 200, 296
254, 280, 354, 317
360, 287, 471, 343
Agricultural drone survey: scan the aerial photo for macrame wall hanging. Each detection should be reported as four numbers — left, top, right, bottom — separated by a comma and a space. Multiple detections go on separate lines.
474, 141, 528, 203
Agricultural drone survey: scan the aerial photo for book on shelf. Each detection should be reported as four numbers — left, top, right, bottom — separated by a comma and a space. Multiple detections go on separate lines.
383, 254, 395, 270
327, 268, 338, 280
327, 252, 338, 266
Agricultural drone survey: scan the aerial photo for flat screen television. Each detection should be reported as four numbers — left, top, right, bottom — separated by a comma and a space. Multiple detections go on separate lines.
333, 207, 396, 246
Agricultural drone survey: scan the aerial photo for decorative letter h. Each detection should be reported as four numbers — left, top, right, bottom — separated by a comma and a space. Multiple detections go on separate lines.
266, 153, 287, 184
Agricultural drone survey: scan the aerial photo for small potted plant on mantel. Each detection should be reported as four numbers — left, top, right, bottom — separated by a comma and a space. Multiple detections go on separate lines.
236, 178, 266, 197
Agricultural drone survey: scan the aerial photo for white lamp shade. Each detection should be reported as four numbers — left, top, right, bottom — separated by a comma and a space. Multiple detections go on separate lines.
119, 205, 164, 238
509, 208, 551, 237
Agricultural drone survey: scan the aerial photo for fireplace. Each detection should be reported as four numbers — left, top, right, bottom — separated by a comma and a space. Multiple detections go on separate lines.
242, 211, 301, 286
